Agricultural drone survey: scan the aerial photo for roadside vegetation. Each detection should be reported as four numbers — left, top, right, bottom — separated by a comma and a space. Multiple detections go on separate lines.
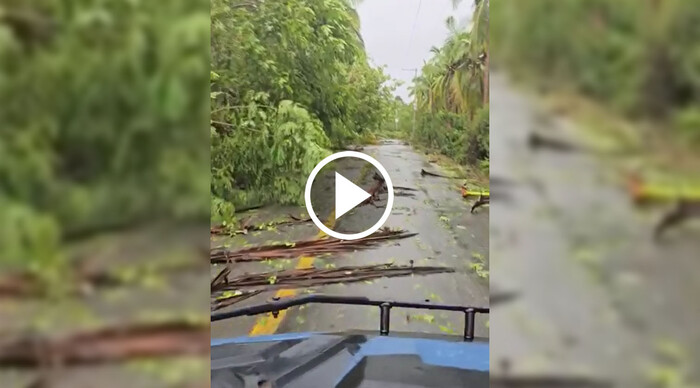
407, 0, 489, 171
1, 2, 211, 387
0, 1, 209, 276
210, 0, 396, 221
491, 0, 700, 162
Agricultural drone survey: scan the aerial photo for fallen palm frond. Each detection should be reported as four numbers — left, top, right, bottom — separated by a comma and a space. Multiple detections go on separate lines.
211, 215, 312, 235
420, 169, 463, 179
0, 322, 209, 367
211, 262, 454, 294
212, 289, 263, 311
210, 228, 417, 263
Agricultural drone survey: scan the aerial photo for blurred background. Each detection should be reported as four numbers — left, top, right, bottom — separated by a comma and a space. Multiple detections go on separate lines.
489, 0, 700, 387
0, 1, 210, 387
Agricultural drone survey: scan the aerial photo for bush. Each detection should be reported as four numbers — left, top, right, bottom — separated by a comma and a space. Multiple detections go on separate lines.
673, 108, 700, 144
0, 1, 210, 272
210, 93, 331, 220
461, 106, 490, 165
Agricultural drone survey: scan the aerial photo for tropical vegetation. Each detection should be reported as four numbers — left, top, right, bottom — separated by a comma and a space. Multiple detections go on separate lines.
408, 0, 489, 167
211, 0, 396, 221
0, 1, 210, 274
491, 0, 700, 143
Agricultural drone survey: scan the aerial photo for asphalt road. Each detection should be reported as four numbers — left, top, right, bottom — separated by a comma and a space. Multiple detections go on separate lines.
211, 141, 490, 340
489, 72, 700, 385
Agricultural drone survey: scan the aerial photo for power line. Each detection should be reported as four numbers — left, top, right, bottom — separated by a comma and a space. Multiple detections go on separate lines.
404, 0, 422, 66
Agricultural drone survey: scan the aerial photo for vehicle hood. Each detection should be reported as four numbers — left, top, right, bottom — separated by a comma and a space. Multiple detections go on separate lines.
211, 331, 489, 388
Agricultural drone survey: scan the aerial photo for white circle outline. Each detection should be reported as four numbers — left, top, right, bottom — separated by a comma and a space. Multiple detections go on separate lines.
305, 151, 394, 240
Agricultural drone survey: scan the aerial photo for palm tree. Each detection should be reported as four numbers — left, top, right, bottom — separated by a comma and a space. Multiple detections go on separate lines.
470, 0, 489, 105
410, 0, 488, 116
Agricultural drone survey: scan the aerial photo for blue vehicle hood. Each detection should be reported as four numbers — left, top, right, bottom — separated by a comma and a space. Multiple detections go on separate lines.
211, 331, 489, 388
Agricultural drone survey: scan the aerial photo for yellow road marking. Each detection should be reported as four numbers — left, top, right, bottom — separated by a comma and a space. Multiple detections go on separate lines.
248, 211, 335, 336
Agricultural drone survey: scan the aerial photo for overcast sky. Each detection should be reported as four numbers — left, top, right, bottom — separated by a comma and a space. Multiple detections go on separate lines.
357, 0, 472, 101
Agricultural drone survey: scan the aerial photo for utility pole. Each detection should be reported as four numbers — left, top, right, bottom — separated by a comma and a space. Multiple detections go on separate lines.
401, 68, 418, 139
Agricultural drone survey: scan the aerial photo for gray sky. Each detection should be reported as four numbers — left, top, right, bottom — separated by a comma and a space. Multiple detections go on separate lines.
357, 0, 472, 101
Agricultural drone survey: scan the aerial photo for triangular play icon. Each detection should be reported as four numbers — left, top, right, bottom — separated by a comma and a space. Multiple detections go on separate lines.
335, 172, 371, 219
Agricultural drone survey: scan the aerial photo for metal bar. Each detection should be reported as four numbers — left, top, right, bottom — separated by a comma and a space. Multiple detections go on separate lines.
379, 303, 391, 336
212, 295, 489, 339
212, 295, 489, 322
463, 308, 476, 342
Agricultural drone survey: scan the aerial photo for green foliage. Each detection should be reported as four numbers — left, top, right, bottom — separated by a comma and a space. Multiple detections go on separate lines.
673, 108, 700, 144
408, 1, 489, 167
211, 0, 394, 216
491, 0, 700, 122
460, 106, 489, 165
210, 94, 330, 221
0, 1, 210, 272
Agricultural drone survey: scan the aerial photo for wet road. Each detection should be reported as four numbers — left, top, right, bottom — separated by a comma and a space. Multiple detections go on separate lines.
211, 142, 489, 340
490, 73, 700, 385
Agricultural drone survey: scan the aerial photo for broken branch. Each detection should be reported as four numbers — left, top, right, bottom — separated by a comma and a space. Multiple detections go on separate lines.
0, 322, 209, 367
211, 263, 454, 294
210, 228, 417, 263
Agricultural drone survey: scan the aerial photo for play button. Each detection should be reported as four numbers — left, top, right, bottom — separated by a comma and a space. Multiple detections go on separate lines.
335, 172, 371, 219
305, 151, 394, 240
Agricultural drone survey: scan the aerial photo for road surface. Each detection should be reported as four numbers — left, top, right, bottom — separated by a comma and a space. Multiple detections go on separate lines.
490, 72, 700, 385
211, 141, 490, 341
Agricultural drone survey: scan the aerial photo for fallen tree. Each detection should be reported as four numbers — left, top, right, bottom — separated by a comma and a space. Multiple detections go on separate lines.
210, 228, 417, 263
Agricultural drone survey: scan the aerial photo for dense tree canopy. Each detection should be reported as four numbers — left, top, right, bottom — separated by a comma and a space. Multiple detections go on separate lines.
0, 1, 210, 272
211, 0, 395, 220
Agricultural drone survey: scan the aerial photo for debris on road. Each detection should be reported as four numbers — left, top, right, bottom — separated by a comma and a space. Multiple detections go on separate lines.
211, 228, 417, 263
211, 263, 455, 294
420, 169, 463, 179
212, 289, 263, 311
211, 215, 312, 236
491, 375, 611, 388
654, 200, 700, 241
527, 131, 585, 153
0, 259, 202, 298
459, 185, 491, 213
0, 322, 209, 367
470, 195, 490, 214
